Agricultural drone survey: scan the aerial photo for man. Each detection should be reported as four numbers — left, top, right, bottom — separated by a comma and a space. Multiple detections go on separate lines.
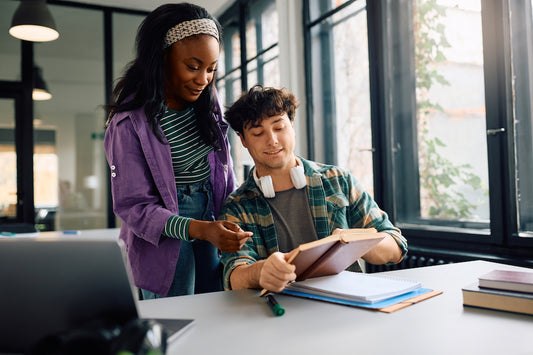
219, 85, 407, 293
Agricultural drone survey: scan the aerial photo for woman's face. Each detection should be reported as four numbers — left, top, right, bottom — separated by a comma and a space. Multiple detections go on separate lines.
164, 34, 219, 111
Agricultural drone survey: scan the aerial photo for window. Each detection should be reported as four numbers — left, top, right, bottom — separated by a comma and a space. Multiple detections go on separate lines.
218, 14, 245, 183
246, 1, 280, 89
413, 0, 488, 223
306, 0, 374, 195
218, 0, 280, 183
305, 0, 533, 256
388, 0, 491, 231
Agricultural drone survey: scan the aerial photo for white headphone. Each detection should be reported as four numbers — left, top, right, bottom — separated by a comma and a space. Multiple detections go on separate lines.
253, 159, 306, 198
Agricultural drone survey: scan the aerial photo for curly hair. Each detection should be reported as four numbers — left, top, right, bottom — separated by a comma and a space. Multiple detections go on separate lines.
105, 3, 222, 147
224, 84, 300, 135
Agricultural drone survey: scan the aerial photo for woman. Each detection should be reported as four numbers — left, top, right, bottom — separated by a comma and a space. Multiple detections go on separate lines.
104, 3, 251, 298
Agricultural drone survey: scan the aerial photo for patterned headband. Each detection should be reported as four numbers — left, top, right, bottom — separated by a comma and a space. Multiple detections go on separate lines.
163, 18, 219, 48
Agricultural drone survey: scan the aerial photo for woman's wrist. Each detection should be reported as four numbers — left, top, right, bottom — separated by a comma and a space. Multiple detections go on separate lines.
188, 219, 206, 241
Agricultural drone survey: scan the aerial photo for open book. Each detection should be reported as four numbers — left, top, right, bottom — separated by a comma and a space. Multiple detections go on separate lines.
287, 228, 384, 281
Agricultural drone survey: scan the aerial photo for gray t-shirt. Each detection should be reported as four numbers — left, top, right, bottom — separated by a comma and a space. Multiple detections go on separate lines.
266, 187, 319, 252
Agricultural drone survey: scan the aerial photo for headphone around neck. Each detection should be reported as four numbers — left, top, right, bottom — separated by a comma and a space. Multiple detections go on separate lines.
253, 159, 306, 198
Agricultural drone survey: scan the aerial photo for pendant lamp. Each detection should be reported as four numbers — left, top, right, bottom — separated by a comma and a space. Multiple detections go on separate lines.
9, 0, 59, 42
33, 66, 52, 101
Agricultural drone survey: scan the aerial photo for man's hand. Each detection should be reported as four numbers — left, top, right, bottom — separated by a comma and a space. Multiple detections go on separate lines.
258, 252, 297, 293
189, 220, 253, 253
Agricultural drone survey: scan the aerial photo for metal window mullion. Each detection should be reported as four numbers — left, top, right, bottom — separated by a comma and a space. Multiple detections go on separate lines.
507, 0, 533, 245
481, 0, 513, 245
104, 10, 116, 228
18, 41, 35, 225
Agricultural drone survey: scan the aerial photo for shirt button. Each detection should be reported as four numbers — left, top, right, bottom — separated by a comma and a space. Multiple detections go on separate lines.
223, 164, 228, 171
110, 165, 116, 170
111, 172, 116, 177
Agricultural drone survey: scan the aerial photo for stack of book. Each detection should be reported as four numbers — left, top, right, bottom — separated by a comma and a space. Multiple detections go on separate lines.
462, 269, 533, 316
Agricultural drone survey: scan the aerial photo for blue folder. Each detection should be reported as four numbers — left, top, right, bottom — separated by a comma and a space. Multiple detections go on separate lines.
280, 287, 437, 310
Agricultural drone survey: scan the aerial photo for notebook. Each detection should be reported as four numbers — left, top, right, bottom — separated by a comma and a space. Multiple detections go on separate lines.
0, 237, 193, 353
283, 270, 422, 304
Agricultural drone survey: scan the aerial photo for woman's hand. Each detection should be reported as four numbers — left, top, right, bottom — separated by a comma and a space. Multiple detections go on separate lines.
188, 220, 253, 252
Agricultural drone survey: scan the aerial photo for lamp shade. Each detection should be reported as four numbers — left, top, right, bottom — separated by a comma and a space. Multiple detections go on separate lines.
33, 66, 52, 101
9, 0, 59, 42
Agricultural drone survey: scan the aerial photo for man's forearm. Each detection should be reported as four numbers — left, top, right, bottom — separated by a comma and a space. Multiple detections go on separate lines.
362, 233, 403, 265
229, 260, 265, 290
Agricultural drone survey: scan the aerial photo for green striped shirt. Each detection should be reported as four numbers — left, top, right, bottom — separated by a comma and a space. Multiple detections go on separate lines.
160, 107, 213, 241
218, 157, 408, 290
160, 107, 213, 184
163, 214, 192, 241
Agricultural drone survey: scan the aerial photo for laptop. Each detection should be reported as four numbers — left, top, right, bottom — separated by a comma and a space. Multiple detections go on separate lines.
0, 236, 193, 353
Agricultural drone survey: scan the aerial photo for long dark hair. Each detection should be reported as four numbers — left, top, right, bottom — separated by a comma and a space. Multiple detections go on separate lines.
106, 3, 222, 147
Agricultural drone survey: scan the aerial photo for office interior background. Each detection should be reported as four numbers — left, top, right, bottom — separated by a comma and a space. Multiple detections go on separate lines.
0, 0, 532, 269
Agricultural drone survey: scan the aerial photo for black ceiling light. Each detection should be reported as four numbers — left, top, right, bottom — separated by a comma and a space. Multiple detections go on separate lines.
33, 66, 52, 101
9, 0, 59, 42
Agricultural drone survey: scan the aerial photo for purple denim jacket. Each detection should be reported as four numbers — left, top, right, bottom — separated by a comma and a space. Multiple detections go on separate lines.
104, 103, 235, 296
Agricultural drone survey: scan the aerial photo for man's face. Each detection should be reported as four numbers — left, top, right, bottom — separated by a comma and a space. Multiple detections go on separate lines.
240, 113, 296, 176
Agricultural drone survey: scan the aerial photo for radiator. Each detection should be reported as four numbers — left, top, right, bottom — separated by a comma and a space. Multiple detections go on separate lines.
365, 253, 455, 273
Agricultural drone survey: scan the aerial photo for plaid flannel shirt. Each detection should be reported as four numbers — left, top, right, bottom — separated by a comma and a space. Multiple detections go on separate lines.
218, 157, 408, 290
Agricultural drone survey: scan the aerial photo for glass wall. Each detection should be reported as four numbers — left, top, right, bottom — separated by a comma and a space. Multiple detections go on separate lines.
33, 5, 106, 230
0, 100, 16, 221
0, 1, 20, 81
0, 1, 20, 223
1, 1, 147, 231
113, 13, 144, 81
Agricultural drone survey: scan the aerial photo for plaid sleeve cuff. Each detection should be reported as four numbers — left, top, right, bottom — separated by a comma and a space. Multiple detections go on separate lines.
163, 215, 192, 241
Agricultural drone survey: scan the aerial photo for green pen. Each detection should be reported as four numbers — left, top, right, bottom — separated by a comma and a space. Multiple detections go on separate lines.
265, 294, 285, 316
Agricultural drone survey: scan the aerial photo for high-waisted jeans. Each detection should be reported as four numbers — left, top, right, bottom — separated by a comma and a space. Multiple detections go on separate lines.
141, 179, 222, 299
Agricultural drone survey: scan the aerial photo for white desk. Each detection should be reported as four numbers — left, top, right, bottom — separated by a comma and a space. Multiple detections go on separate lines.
139, 261, 533, 355
35, 228, 120, 239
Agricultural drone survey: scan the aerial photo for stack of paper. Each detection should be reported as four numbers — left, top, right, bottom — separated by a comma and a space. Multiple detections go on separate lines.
285, 271, 422, 304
